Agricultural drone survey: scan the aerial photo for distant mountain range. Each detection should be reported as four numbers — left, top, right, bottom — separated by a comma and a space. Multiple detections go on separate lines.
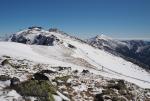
87, 35, 150, 70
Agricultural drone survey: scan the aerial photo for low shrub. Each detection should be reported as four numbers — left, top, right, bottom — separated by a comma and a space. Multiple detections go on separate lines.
12, 80, 56, 101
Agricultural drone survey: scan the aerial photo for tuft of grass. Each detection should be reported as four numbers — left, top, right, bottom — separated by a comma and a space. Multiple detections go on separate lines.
11, 80, 56, 101
55, 76, 70, 83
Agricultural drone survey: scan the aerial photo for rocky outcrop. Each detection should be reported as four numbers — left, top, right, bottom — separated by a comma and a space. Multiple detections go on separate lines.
10, 34, 60, 46
33, 34, 60, 46
9, 26, 61, 46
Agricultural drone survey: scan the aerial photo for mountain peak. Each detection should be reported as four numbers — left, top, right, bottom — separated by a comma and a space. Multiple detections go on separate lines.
87, 34, 128, 50
88, 34, 112, 42
95, 34, 112, 40
8, 27, 64, 46
28, 26, 43, 30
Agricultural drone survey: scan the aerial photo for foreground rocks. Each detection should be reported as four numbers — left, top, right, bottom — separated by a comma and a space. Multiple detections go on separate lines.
0, 56, 150, 101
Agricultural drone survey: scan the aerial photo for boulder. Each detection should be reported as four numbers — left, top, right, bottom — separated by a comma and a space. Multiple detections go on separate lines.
1, 59, 9, 66
82, 69, 89, 74
68, 44, 76, 49
33, 73, 49, 80
10, 77, 20, 86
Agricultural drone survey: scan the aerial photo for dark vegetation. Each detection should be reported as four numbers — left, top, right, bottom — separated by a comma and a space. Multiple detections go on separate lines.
8, 72, 57, 101
11, 80, 56, 101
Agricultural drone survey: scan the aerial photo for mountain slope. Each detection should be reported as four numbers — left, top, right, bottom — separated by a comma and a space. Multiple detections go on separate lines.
87, 35, 150, 70
87, 34, 127, 50
0, 55, 149, 101
1, 27, 149, 88
0, 27, 150, 100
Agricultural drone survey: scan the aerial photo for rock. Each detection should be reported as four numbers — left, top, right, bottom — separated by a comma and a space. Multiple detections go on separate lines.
104, 95, 111, 99
68, 44, 76, 49
39, 70, 56, 74
10, 30, 60, 46
28, 26, 42, 31
73, 70, 78, 74
11, 34, 28, 44
94, 93, 104, 101
10, 77, 20, 86
33, 73, 49, 80
49, 28, 59, 32
34, 34, 60, 46
82, 69, 89, 74
54, 66, 71, 71
1, 59, 9, 66
0, 75, 11, 81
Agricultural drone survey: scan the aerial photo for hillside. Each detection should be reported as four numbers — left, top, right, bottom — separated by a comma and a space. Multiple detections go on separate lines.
0, 27, 150, 101
87, 35, 150, 70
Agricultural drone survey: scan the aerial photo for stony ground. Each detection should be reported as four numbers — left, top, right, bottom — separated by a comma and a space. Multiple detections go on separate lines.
0, 56, 150, 101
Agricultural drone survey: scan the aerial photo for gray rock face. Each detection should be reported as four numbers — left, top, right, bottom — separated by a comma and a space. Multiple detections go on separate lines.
33, 34, 60, 46
9, 27, 60, 46
11, 34, 28, 44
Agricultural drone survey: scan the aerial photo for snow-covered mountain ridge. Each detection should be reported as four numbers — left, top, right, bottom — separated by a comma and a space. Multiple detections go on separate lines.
3, 27, 150, 87
87, 34, 127, 50
87, 35, 150, 70
0, 27, 150, 100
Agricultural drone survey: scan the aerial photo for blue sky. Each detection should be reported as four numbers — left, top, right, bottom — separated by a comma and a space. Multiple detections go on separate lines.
0, 0, 150, 39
